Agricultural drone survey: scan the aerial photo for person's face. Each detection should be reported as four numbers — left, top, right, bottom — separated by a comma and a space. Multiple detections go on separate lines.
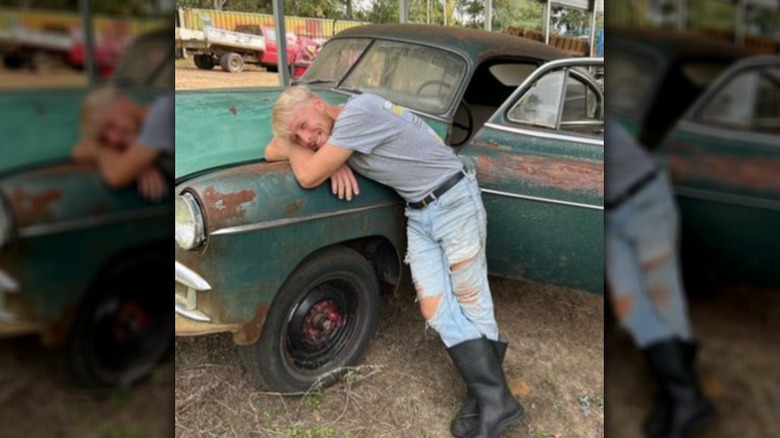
287, 98, 333, 150
96, 104, 137, 150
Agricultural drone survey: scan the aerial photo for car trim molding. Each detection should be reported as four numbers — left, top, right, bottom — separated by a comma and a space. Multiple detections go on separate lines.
210, 201, 403, 236
676, 120, 780, 145
484, 123, 603, 146
17, 206, 172, 238
674, 186, 780, 211
480, 188, 603, 210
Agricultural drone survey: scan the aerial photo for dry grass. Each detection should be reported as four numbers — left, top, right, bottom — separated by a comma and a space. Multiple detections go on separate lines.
175, 277, 605, 438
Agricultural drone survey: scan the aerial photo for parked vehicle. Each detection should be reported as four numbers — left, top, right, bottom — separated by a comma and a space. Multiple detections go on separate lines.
0, 28, 173, 389
175, 24, 603, 392
655, 55, 780, 284
176, 23, 318, 77
251, 24, 320, 76
607, 28, 753, 149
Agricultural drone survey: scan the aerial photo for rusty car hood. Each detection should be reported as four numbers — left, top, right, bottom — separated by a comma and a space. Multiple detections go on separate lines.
175, 87, 351, 181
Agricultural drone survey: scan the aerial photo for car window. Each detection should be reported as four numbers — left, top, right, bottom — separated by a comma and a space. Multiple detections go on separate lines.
508, 70, 564, 128
300, 38, 371, 84
607, 50, 659, 115
507, 67, 603, 135
110, 29, 172, 90
340, 40, 467, 114
698, 66, 780, 133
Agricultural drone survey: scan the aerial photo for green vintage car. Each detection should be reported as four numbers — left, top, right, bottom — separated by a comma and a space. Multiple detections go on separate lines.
607, 28, 753, 148
656, 55, 780, 284
175, 24, 604, 392
0, 28, 174, 389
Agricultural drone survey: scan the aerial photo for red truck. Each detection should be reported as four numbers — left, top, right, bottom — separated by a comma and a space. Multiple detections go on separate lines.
177, 23, 319, 76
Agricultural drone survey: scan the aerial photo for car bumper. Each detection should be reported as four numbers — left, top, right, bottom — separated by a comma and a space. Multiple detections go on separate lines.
0, 267, 45, 337
175, 261, 239, 335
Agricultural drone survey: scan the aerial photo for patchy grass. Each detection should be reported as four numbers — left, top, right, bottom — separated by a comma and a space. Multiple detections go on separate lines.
175, 276, 604, 437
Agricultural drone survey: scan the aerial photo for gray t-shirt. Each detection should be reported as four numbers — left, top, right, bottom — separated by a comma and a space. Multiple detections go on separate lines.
605, 117, 656, 203
137, 92, 174, 178
328, 93, 463, 202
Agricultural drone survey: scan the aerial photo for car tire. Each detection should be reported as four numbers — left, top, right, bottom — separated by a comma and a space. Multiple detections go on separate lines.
220, 52, 244, 73
193, 54, 215, 70
65, 251, 173, 390
239, 246, 381, 393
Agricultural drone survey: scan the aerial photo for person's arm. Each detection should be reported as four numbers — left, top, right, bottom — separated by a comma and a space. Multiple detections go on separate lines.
72, 137, 100, 160
96, 145, 159, 189
266, 137, 359, 199
266, 137, 353, 189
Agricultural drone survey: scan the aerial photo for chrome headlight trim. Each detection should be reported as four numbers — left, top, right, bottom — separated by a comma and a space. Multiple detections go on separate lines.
175, 191, 205, 250
0, 191, 14, 250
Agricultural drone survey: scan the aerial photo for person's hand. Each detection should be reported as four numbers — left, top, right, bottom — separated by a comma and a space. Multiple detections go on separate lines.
330, 164, 359, 201
137, 166, 168, 202
264, 136, 292, 162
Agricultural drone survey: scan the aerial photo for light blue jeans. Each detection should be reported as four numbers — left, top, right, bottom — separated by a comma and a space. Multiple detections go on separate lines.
404, 171, 499, 347
606, 170, 693, 348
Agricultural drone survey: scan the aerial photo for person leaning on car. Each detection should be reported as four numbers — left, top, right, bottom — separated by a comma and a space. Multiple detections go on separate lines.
72, 87, 174, 201
264, 85, 523, 438
605, 117, 715, 438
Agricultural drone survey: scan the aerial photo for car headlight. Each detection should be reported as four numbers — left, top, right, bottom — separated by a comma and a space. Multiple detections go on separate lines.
0, 192, 13, 250
175, 191, 205, 250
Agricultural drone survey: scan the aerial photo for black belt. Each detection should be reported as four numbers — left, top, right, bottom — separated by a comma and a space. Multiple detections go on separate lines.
407, 170, 466, 209
605, 167, 659, 210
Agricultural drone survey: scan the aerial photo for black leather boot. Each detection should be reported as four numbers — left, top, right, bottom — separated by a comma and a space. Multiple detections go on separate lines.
450, 337, 508, 438
642, 339, 715, 438
642, 341, 699, 437
447, 337, 524, 438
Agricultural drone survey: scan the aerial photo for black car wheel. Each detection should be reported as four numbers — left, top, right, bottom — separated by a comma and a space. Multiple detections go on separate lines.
66, 252, 172, 390
240, 246, 380, 393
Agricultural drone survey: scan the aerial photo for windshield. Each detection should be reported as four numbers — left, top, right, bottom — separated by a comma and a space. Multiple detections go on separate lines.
300, 38, 467, 115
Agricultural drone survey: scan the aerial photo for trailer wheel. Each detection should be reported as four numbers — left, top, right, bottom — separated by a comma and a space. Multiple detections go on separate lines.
220, 52, 244, 73
3, 54, 23, 70
193, 54, 215, 70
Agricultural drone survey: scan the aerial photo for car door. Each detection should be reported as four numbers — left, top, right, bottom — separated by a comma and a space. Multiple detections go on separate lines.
459, 58, 604, 293
658, 56, 780, 283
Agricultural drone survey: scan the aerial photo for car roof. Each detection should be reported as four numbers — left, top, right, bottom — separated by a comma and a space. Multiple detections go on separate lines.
334, 24, 571, 64
607, 27, 756, 61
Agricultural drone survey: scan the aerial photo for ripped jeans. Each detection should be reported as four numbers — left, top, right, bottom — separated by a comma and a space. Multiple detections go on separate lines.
606, 170, 692, 348
404, 171, 499, 347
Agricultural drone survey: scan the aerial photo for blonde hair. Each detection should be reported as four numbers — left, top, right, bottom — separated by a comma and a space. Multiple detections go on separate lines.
272, 85, 318, 139
79, 86, 120, 139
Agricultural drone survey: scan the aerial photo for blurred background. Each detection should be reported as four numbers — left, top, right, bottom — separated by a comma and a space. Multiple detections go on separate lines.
0, 1, 173, 437
605, 1, 779, 437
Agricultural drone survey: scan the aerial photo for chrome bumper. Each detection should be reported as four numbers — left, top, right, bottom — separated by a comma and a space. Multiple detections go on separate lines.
0, 267, 20, 322
175, 261, 212, 322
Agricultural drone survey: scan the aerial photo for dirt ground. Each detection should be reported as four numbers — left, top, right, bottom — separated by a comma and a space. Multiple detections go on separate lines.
175, 58, 281, 89
175, 277, 605, 438
0, 335, 173, 437
0, 65, 88, 90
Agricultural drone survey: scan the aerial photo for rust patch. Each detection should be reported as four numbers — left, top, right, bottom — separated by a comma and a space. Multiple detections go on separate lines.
35, 104, 46, 117
228, 106, 237, 116
201, 185, 257, 221
233, 301, 270, 345
476, 154, 604, 195
667, 153, 780, 193
92, 201, 110, 215
648, 285, 671, 308
9, 187, 63, 225
41, 303, 78, 346
283, 199, 305, 215
612, 295, 635, 321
